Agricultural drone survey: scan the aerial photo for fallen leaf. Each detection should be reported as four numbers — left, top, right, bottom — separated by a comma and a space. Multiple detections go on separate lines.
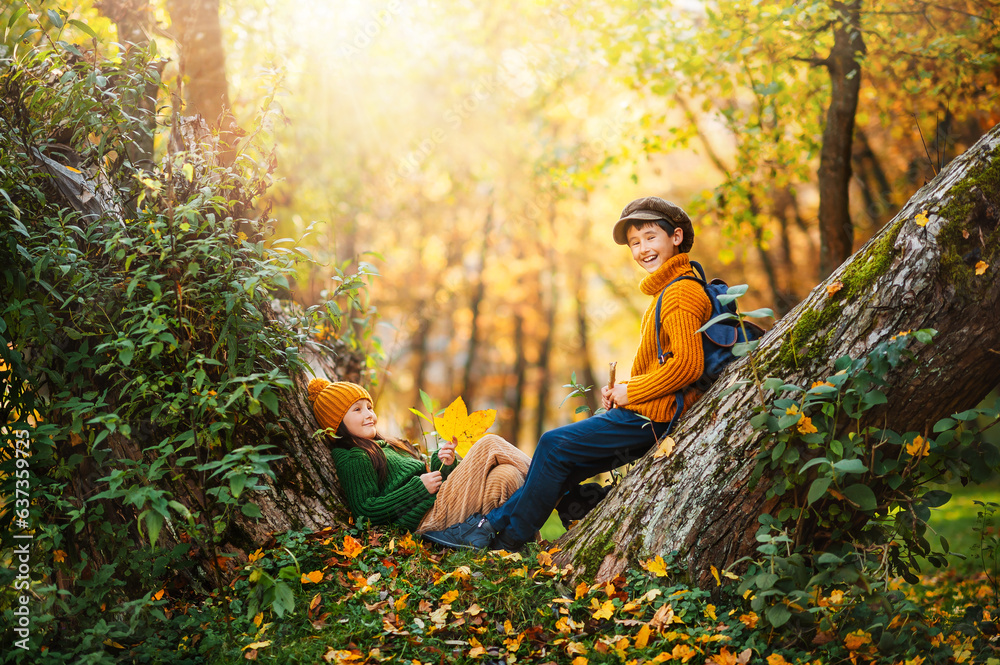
434, 396, 497, 457
844, 629, 872, 651
566, 641, 588, 655
641, 555, 669, 577
575, 581, 590, 599
976, 261, 989, 276
767, 654, 792, 665
593, 599, 615, 620
711, 565, 721, 586
635, 623, 652, 649
243, 641, 271, 650
310, 593, 322, 611
914, 210, 929, 227
652, 436, 675, 459
334, 535, 365, 559
826, 281, 844, 297
650, 604, 675, 628
302, 570, 324, 584
441, 589, 459, 604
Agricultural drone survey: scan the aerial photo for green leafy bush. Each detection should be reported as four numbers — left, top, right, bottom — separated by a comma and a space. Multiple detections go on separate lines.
735, 328, 1000, 641
0, 20, 370, 662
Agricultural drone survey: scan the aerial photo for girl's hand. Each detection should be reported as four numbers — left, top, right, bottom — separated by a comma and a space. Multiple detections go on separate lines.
420, 471, 442, 494
438, 440, 457, 466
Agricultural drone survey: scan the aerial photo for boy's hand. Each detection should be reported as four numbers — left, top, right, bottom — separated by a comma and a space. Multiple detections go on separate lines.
602, 384, 629, 409
438, 440, 457, 465
420, 471, 443, 494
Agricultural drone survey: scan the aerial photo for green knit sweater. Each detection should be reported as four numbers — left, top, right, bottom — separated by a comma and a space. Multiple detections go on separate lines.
331, 442, 458, 532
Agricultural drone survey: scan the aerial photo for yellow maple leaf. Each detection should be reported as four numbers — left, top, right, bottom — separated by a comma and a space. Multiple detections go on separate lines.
653, 436, 676, 459
248, 548, 265, 563
301, 570, 324, 584
53, 550, 67, 563
906, 435, 930, 458
826, 281, 844, 297
571, 658, 588, 665
767, 655, 791, 665
642, 555, 669, 577
705, 604, 717, 620
434, 396, 497, 457
575, 581, 590, 599
441, 589, 459, 604
152, 588, 166, 601
335, 534, 365, 558
738, 611, 759, 629
593, 599, 615, 620
975, 261, 989, 276
914, 210, 929, 227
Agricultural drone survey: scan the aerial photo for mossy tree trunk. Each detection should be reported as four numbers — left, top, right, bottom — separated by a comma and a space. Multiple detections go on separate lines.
556, 123, 1000, 585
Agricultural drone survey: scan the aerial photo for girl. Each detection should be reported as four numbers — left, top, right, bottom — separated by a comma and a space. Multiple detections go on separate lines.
308, 378, 530, 546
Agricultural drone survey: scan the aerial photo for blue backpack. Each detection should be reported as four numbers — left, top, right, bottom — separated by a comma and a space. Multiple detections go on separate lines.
656, 260, 764, 430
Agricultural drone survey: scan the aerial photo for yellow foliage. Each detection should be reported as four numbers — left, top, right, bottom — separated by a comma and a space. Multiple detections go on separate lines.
433, 396, 496, 457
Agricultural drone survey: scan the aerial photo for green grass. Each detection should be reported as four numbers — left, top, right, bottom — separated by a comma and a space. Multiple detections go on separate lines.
925, 483, 1000, 575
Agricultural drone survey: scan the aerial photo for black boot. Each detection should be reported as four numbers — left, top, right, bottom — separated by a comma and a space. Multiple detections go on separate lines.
420, 513, 495, 549
556, 482, 612, 528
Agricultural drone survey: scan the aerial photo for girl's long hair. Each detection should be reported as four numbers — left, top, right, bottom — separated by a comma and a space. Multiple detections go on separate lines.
330, 423, 423, 487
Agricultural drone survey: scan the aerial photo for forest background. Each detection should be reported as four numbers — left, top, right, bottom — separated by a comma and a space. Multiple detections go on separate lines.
3, 0, 1000, 662
4, 0, 996, 443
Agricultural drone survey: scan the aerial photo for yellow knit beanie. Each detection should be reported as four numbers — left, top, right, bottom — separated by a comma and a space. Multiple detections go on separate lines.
307, 378, 372, 432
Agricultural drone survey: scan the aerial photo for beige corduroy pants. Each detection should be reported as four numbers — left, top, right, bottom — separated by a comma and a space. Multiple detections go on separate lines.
417, 434, 531, 533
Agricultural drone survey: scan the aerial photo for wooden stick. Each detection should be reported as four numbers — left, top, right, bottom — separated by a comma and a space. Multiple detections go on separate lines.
608, 362, 617, 391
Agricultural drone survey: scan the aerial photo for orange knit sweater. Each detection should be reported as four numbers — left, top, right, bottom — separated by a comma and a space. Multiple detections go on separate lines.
623, 253, 712, 424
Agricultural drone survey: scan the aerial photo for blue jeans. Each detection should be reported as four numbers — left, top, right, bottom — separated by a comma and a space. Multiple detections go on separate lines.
484, 407, 672, 548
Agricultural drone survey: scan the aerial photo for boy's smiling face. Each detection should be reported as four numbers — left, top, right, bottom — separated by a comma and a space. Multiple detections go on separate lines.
626, 222, 684, 273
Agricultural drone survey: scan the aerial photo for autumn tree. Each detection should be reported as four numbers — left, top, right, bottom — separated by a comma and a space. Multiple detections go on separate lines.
557, 124, 1000, 599
596, 0, 1000, 295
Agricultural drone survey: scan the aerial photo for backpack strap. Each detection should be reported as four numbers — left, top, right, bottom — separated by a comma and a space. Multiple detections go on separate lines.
654, 262, 705, 364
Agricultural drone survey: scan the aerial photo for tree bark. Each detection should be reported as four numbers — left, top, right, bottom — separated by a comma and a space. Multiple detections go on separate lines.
817, 0, 865, 279
94, 0, 161, 168
167, 0, 236, 135
460, 208, 494, 402
558, 123, 1000, 585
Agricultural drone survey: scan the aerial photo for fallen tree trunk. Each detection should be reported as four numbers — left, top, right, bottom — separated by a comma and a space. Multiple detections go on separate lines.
557, 123, 1000, 585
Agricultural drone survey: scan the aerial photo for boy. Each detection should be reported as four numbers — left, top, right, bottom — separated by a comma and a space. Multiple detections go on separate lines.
422, 196, 712, 551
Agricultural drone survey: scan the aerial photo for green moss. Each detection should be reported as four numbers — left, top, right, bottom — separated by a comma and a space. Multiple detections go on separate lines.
768, 218, 905, 374
934, 146, 1000, 298
570, 524, 616, 578
771, 304, 842, 371
840, 219, 905, 299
